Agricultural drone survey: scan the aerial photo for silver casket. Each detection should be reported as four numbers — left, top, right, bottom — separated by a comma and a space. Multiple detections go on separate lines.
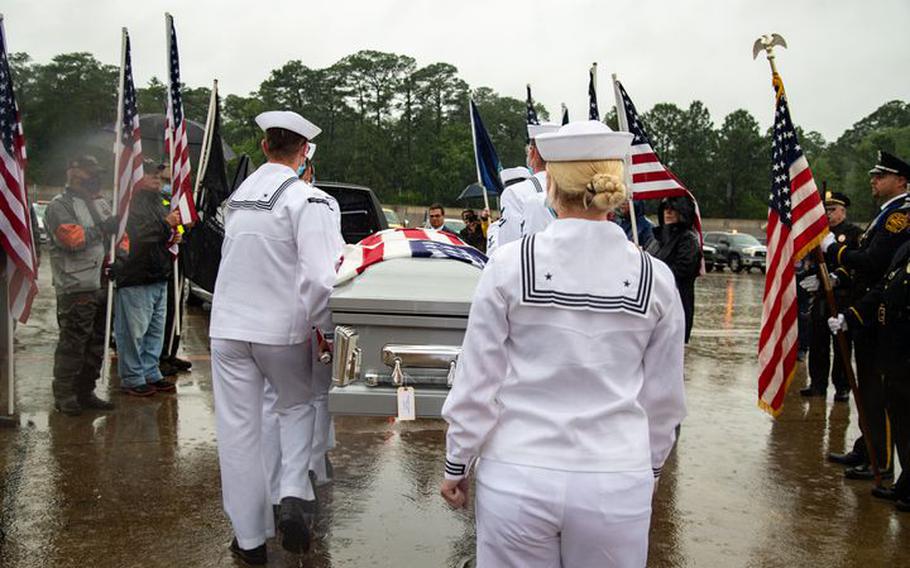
328, 256, 481, 418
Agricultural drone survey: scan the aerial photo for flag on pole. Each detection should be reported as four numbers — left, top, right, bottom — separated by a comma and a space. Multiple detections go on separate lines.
588, 63, 599, 121
561, 103, 569, 125
757, 73, 829, 416
0, 18, 37, 323
526, 84, 539, 126
114, 31, 143, 246
469, 99, 503, 197
165, 14, 198, 229
613, 78, 703, 241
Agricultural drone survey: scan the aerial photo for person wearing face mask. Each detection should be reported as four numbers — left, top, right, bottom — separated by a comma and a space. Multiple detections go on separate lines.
209, 111, 343, 564
487, 123, 559, 254
45, 155, 119, 416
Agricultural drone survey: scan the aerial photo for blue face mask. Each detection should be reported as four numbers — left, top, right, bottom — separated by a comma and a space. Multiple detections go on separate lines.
296, 164, 306, 177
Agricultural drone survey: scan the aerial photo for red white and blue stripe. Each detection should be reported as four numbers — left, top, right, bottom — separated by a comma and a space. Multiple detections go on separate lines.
337, 229, 487, 284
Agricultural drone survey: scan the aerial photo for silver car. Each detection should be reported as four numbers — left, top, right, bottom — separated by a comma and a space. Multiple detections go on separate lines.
328, 255, 481, 418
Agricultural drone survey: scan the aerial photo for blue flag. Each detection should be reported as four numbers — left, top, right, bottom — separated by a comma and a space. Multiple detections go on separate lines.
526, 84, 539, 125
588, 65, 599, 121
469, 99, 504, 196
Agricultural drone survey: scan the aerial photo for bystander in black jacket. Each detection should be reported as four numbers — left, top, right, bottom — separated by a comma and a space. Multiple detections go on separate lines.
112, 188, 173, 288
647, 195, 702, 342
459, 223, 487, 253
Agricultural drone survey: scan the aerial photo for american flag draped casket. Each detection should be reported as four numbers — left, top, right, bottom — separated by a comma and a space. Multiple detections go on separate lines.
329, 228, 487, 418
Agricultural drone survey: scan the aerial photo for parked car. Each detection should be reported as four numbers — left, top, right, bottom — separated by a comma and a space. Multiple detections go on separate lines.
186, 181, 389, 304
702, 243, 719, 272
703, 231, 767, 273
383, 207, 405, 229
31, 201, 49, 244
444, 218, 466, 234
329, 251, 481, 418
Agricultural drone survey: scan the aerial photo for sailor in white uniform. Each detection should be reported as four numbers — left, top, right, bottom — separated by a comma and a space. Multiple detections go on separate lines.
262, 140, 338, 517
441, 120, 687, 568
487, 123, 559, 254
488, 167, 530, 251
210, 110, 343, 562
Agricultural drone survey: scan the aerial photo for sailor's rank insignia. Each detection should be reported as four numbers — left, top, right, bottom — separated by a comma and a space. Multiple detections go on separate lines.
884, 212, 909, 234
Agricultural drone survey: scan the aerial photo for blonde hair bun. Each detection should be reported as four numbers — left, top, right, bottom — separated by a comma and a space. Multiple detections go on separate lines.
585, 173, 628, 211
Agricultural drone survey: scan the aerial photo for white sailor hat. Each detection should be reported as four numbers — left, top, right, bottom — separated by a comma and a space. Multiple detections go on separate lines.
306, 143, 317, 160
527, 122, 559, 141
535, 120, 634, 162
255, 110, 322, 140
500, 166, 531, 185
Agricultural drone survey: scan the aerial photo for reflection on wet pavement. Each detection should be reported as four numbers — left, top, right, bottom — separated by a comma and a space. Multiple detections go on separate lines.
0, 266, 906, 567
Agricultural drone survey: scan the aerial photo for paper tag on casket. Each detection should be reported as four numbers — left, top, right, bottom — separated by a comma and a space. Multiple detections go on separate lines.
397, 387, 416, 421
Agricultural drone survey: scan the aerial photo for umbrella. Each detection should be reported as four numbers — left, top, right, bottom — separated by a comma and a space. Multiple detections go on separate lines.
90, 113, 237, 165
458, 182, 501, 201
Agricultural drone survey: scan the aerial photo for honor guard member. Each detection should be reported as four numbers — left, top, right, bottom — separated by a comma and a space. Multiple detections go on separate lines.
263, 140, 340, 520
822, 150, 910, 480
486, 167, 530, 251
210, 110, 343, 564
799, 191, 862, 401
441, 121, 687, 567
487, 123, 559, 254
829, 240, 910, 512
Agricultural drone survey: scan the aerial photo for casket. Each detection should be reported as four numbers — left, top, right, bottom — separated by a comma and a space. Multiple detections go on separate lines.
328, 256, 481, 418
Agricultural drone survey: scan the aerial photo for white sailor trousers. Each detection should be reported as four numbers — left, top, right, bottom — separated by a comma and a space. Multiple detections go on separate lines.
474, 460, 654, 568
261, 356, 334, 503
212, 338, 316, 549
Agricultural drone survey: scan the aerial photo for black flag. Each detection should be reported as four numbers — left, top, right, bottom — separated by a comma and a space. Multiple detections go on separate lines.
588, 64, 599, 121
181, 90, 230, 294
526, 84, 539, 125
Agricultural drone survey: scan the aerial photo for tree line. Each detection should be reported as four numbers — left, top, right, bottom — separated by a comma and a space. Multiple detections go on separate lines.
9, 50, 910, 219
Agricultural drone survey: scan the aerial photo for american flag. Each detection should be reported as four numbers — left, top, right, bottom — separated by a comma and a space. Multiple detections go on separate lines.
588, 65, 599, 121
526, 84, 539, 126
757, 74, 828, 416
0, 19, 38, 323
336, 229, 487, 284
165, 15, 197, 231
115, 31, 143, 246
561, 103, 569, 125
613, 79, 704, 247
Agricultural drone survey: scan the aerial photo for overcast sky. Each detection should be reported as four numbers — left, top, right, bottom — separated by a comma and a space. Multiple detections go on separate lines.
4, 0, 909, 141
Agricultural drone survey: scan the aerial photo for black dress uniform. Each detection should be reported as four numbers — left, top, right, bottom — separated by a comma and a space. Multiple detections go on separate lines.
842, 240, 910, 510
826, 151, 910, 478
805, 192, 862, 399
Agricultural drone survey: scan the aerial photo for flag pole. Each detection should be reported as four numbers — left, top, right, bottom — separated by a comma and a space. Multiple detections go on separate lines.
193, 79, 218, 213
612, 73, 640, 246
101, 28, 128, 383
754, 35, 882, 487
468, 97, 491, 212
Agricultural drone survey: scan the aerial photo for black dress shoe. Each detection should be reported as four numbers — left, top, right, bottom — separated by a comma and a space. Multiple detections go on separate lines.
896, 499, 910, 512
54, 397, 82, 416
871, 486, 898, 501
844, 464, 893, 481
158, 360, 179, 377
278, 496, 313, 553
833, 390, 850, 402
229, 538, 267, 565
169, 356, 192, 371
827, 451, 864, 466
77, 393, 115, 411
800, 387, 826, 397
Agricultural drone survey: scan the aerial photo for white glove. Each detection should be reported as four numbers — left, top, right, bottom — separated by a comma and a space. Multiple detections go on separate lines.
828, 314, 847, 334
820, 232, 836, 253
799, 274, 819, 292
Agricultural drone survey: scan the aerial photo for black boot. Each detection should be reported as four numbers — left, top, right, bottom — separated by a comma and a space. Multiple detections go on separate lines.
78, 393, 115, 411
54, 397, 82, 416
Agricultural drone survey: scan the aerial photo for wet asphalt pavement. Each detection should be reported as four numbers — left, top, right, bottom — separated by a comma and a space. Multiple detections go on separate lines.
0, 261, 907, 567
